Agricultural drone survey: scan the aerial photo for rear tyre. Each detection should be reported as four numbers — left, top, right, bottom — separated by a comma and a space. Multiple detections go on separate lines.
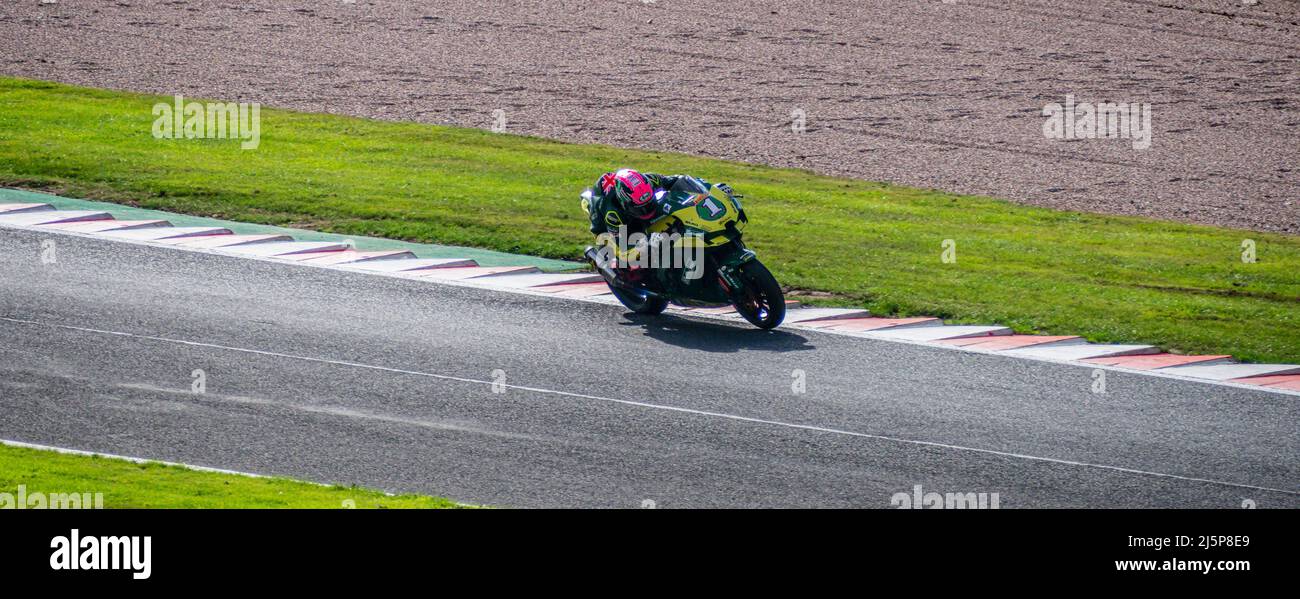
587, 246, 668, 316
609, 283, 669, 315
732, 260, 785, 329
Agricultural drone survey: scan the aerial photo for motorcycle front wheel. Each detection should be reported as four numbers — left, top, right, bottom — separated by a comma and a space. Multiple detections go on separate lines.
731, 260, 785, 329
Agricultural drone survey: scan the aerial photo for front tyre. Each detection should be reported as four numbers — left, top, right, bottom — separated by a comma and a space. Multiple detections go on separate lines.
732, 260, 785, 329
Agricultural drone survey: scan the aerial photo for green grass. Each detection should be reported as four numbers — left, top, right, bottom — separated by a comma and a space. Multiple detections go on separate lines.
1, 76, 1296, 363
0, 444, 465, 508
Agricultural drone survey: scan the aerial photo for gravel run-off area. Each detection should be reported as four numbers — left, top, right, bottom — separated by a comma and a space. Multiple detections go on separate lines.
2, 0, 1297, 234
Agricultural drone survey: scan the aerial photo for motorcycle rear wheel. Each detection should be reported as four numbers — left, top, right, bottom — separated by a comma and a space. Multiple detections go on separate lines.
609, 283, 670, 315
731, 260, 785, 329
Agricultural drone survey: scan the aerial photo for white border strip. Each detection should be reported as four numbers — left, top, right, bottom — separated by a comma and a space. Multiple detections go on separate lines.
0, 438, 490, 507
1, 438, 270, 478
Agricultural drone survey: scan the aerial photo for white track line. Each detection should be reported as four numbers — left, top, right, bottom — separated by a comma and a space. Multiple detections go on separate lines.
3, 316, 1295, 497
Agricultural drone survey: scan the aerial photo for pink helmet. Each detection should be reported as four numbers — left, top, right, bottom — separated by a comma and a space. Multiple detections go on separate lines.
606, 168, 658, 220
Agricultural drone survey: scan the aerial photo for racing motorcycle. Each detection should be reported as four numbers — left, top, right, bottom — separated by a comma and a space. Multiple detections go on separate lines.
581, 176, 785, 329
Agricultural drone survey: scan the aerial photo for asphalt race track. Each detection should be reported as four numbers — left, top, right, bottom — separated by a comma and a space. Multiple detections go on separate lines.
1, 228, 1295, 508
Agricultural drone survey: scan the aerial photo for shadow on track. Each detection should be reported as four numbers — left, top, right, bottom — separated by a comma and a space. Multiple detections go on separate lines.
619, 313, 814, 353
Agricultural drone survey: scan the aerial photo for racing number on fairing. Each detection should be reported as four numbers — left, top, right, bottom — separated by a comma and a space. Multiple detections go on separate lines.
697, 197, 726, 221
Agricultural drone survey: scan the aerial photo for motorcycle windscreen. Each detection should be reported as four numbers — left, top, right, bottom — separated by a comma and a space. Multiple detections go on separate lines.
669, 176, 710, 195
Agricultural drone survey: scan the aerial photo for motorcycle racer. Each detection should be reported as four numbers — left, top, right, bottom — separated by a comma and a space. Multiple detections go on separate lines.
579, 170, 784, 328
585, 168, 738, 238
584, 168, 738, 285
